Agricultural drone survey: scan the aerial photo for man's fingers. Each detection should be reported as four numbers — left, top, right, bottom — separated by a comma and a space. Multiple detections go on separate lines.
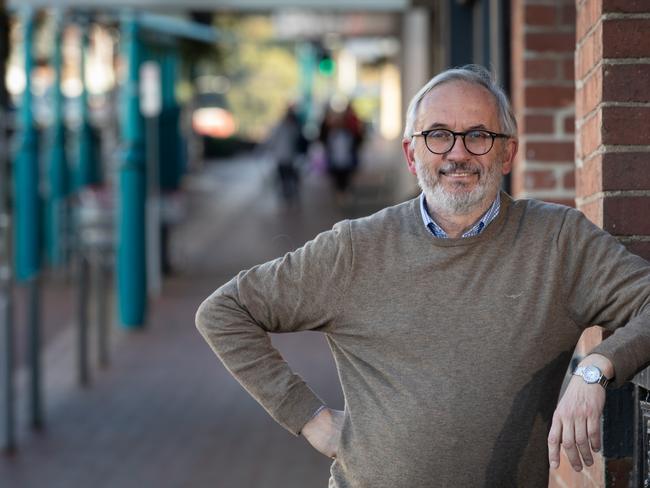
550, 374, 607, 473
547, 417, 562, 469
587, 414, 601, 453
561, 423, 584, 472
574, 419, 593, 467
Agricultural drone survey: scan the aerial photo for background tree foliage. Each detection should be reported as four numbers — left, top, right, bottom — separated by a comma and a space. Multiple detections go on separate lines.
215, 15, 299, 142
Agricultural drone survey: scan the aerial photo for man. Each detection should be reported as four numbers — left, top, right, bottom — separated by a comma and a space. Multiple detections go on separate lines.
196, 65, 650, 487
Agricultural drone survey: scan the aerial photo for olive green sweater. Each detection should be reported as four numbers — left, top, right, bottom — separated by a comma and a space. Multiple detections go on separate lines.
196, 193, 650, 488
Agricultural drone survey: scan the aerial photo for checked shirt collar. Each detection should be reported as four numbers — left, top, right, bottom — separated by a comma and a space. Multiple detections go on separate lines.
419, 192, 501, 239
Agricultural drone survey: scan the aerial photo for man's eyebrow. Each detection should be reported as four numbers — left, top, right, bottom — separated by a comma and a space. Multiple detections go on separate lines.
424, 122, 449, 130
423, 123, 491, 131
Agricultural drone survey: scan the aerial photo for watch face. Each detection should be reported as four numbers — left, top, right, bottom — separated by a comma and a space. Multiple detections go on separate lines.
583, 366, 601, 383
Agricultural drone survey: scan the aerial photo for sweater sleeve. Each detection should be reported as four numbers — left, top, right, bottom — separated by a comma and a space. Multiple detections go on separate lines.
559, 208, 650, 387
195, 220, 353, 435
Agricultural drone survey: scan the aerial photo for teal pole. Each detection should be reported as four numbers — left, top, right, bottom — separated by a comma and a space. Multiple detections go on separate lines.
77, 19, 100, 188
46, 11, 68, 266
14, 8, 40, 282
297, 43, 316, 124
118, 13, 147, 327
14, 7, 43, 430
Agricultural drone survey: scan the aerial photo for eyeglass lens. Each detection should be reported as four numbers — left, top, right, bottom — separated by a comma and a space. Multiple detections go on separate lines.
425, 130, 494, 155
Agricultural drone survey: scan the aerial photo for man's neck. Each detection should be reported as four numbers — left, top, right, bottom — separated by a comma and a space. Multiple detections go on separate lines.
426, 193, 498, 238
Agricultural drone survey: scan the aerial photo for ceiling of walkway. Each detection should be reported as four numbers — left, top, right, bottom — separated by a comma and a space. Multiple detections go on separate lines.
9, 0, 409, 10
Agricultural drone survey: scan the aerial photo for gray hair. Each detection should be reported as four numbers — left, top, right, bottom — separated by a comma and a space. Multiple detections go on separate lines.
403, 64, 518, 141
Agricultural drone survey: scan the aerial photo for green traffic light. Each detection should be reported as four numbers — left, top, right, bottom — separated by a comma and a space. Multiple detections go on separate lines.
318, 57, 335, 76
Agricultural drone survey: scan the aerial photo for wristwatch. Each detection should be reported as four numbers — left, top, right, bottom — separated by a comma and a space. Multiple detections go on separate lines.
573, 365, 611, 388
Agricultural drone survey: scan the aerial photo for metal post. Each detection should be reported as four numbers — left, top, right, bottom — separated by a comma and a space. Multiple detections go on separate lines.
14, 7, 43, 430
96, 256, 110, 368
159, 51, 182, 191
0, 263, 13, 452
141, 59, 162, 298
47, 10, 69, 267
77, 187, 113, 377
146, 110, 161, 297
158, 52, 181, 276
77, 255, 89, 386
0, 0, 16, 453
26, 276, 41, 428
77, 18, 100, 189
118, 12, 147, 327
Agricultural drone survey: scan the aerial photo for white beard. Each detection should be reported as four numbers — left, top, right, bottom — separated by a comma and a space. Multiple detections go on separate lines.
415, 156, 503, 215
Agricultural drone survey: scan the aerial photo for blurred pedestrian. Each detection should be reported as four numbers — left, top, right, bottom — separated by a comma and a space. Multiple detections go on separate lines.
266, 105, 306, 205
319, 100, 364, 199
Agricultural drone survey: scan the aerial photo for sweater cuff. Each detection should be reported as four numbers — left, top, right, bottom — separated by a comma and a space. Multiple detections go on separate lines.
591, 342, 635, 389
274, 382, 326, 436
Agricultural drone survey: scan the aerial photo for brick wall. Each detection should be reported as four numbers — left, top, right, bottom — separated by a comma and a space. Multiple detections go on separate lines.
511, 0, 576, 205
575, 0, 650, 262
548, 1, 650, 487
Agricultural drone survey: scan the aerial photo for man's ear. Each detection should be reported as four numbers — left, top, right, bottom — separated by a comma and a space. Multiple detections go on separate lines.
501, 138, 518, 175
402, 138, 417, 176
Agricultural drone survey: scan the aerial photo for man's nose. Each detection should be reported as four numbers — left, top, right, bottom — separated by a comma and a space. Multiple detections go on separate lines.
445, 135, 472, 160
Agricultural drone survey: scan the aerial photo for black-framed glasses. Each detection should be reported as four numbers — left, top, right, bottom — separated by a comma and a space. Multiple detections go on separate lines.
411, 129, 510, 156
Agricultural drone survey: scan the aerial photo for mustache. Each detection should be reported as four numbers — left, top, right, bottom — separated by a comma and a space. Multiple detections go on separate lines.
438, 162, 482, 175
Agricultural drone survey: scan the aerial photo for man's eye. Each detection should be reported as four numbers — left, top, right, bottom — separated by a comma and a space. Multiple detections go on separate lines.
467, 131, 490, 140
429, 130, 451, 139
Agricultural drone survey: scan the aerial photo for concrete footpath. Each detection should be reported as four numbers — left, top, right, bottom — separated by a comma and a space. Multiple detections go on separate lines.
0, 142, 404, 488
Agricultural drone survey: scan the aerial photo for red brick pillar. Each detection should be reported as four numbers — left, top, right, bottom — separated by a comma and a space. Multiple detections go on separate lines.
549, 1, 650, 487
575, 0, 650, 261
511, 0, 576, 205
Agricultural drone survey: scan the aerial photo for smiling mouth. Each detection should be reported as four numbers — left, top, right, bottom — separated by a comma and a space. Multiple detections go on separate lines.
439, 170, 479, 178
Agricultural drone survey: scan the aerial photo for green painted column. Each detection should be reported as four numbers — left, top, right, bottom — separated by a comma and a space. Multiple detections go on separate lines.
297, 43, 316, 124
46, 11, 69, 266
14, 6, 43, 430
77, 19, 100, 189
14, 8, 40, 282
118, 12, 147, 327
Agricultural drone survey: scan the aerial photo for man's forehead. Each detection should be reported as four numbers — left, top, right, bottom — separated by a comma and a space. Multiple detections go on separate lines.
417, 81, 499, 127
423, 79, 492, 99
